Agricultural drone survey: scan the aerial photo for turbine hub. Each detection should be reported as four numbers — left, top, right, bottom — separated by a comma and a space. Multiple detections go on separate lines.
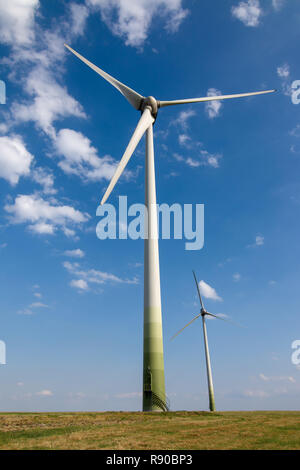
140, 96, 160, 120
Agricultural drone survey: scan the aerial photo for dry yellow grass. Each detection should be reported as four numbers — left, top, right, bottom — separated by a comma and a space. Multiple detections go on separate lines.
0, 411, 299, 450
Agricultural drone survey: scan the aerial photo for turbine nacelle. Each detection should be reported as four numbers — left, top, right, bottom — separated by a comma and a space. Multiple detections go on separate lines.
140, 96, 160, 120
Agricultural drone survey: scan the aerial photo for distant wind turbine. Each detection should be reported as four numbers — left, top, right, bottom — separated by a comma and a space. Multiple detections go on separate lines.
65, 44, 274, 412
172, 271, 241, 412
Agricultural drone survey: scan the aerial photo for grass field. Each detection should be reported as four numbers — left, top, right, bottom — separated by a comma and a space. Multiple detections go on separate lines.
0, 411, 299, 450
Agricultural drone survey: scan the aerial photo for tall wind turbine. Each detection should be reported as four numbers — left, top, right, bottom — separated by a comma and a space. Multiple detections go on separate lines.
172, 271, 239, 412
65, 44, 274, 412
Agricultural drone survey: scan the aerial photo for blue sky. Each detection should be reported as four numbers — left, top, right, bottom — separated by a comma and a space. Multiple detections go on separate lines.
0, 0, 300, 412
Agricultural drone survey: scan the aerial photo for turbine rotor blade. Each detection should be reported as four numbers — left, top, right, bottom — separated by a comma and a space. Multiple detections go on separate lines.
159, 89, 276, 108
192, 270, 204, 310
100, 108, 154, 205
64, 44, 144, 110
171, 314, 201, 341
206, 312, 244, 328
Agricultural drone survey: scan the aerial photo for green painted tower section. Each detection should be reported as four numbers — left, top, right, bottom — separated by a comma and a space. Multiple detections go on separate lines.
143, 123, 167, 412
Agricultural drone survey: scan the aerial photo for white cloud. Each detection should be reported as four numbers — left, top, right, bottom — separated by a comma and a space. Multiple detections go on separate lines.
178, 134, 192, 146
272, 0, 285, 11
255, 235, 264, 246
199, 280, 222, 301
18, 299, 48, 315
29, 222, 55, 235
17, 302, 49, 315
70, 279, 89, 291
54, 128, 118, 181
5, 194, 89, 237
192, 151, 221, 168
17, 308, 34, 315
231, 0, 262, 27
218, 257, 232, 268
276, 63, 293, 97
277, 64, 290, 78
172, 110, 196, 130
174, 150, 222, 169
131, 262, 142, 268
87, 0, 188, 47
64, 261, 138, 290
259, 373, 295, 383
205, 88, 223, 119
290, 124, 300, 138
29, 302, 49, 309
0, 0, 94, 171
64, 248, 85, 258
63, 227, 77, 238
247, 234, 264, 247
0, 135, 33, 185
31, 167, 56, 194
290, 144, 300, 154
0, 123, 9, 134
233, 273, 241, 282
173, 153, 184, 163
0, 137, 57, 195
12, 68, 86, 138
36, 389, 53, 396
0, 0, 39, 45
243, 389, 269, 398
69, 3, 89, 36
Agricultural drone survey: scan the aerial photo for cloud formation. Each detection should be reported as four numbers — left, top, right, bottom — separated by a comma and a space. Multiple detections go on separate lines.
259, 373, 295, 383
70, 279, 89, 291
0, 135, 34, 185
0, 0, 39, 45
277, 63, 293, 97
174, 150, 222, 169
36, 389, 53, 396
272, 0, 285, 11
12, 68, 86, 138
87, 0, 188, 47
199, 280, 222, 301
64, 260, 138, 291
54, 129, 118, 182
247, 234, 264, 248
231, 0, 262, 27
205, 88, 223, 119
277, 64, 290, 78
64, 249, 85, 259
172, 110, 196, 130
5, 194, 89, 237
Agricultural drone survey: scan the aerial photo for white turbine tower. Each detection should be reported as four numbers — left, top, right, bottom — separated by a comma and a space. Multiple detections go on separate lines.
65, 44, 274, 412
172, 271, 240, 412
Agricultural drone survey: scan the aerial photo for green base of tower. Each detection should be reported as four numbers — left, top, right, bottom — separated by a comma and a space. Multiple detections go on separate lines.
143, 309, 167, 412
